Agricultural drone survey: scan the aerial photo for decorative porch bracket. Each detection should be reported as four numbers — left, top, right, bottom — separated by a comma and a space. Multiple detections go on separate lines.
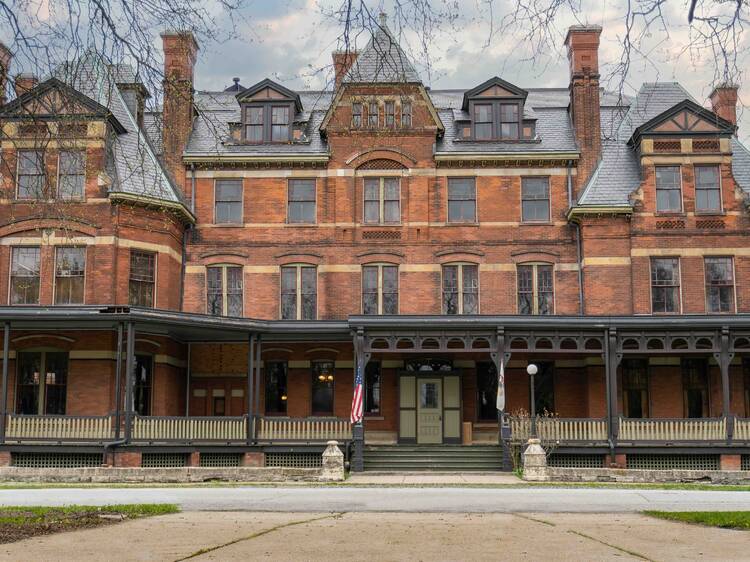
713, 326, 735, 442
351, 328, 371, 473
0, 322, 10, 444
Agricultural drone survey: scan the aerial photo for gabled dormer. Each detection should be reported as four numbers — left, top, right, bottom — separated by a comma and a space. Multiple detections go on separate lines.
233, 78, 303, 144
459, 77, 535, 141
628, 99, 736, 156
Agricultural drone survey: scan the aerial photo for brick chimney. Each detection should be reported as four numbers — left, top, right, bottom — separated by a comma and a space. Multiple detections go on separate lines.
0, 42, 10, 105
709, 84, 738, 132
161, 30, 198, 197
13, 73, 38, 97
332, 51, 357, 89
565, 25, 602, 199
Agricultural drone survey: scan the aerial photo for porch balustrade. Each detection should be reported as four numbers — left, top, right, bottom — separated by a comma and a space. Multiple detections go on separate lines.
256, 417, 352, 442
132, 415, 248, 443
5, 414, 114, 442
732, 417, 750, 441
508, 417, 608, 443
618, 417, 726, 442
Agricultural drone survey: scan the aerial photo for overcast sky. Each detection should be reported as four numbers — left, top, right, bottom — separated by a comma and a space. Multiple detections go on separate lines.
193, 0, 748, 142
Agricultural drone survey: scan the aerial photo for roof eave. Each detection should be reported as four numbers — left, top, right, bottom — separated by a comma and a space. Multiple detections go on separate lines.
567, 205, 633, 222
183, 153, 329, 164
108, 191, 196, 224
435, 151, 580, 161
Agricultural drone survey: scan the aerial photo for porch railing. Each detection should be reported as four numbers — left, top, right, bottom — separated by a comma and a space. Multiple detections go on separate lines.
5, 414, 114, 442
508, 417, 607, 443
734, 417, 750, 441
256, 417, 352, 442
132, 415, 247, 443
619, 417, 726, 442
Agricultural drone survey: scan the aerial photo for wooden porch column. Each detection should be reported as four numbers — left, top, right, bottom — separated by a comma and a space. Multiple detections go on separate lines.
605, 328, 621, 445
491, 329, 512, 470
247, 333, 255, 444
254, 335, 262, 420
0, 322, 10, 443
113, 322, 124, 441
351, 329, 370, 473
123, 321, 135, 443
715, 327, 734, 441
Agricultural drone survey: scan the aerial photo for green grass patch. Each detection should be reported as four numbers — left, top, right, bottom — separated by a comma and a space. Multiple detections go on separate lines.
644, 511, 750, 530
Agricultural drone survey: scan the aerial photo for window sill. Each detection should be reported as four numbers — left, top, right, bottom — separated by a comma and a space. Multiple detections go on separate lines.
654, 212, 685, 217
444, 222, 479, 227
285, 223, 318, 227
362, 224, 403, 228
212, 223, 244, 228
519, 220, 553, 226
694, 211, 725, 217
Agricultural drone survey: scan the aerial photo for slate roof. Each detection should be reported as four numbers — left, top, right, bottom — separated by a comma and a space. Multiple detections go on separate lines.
578, 82, 750, 206
343, 22, 420, 83
53, 53, 187, 209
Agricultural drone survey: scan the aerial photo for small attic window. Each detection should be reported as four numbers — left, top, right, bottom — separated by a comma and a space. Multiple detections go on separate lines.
471, 101, 521, 140
242, 103, 292, 143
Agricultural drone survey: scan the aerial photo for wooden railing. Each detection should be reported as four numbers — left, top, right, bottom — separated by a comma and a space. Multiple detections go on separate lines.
619, 417, 726, 442
5, 414, 114, 442
733, 418, 750, 441
508, 417, 607, 443
132, 416, 247, 443
257, 417, 352, 442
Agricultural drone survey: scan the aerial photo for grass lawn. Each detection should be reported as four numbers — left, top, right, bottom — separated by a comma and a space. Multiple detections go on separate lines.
0, 504, 178, 543
644, 511, 750, 530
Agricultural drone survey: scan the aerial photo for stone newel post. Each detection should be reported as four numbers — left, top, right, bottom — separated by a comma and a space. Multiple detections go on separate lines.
522, 438, 548, 481
321, 440, 345, 481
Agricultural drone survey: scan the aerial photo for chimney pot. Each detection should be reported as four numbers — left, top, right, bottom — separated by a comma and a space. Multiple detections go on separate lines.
709, 84, 739, 131
14, 73, 38, 97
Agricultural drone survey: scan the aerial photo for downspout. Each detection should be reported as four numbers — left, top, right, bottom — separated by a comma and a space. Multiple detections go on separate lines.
568, 161, 585, 315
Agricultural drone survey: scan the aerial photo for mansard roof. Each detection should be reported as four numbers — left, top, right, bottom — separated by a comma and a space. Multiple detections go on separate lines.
343, 21, 420, 83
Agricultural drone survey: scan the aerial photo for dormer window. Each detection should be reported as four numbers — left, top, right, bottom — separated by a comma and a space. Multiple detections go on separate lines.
462, 77, 530, 142
242, 104, 292, 143
471, 101, 520, 140
271, 106, 290, 141
245, 107, 263, 142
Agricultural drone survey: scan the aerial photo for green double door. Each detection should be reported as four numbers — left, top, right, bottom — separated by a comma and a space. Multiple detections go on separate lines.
399, 372, 461, 444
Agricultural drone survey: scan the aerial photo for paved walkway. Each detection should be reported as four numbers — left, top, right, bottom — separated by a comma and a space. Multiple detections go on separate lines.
0, 486, 749, 512
346, 471, 523, 484
1, 511, 747, 561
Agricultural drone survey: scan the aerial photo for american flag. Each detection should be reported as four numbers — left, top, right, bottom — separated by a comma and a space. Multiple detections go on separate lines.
350, 364, 364, 424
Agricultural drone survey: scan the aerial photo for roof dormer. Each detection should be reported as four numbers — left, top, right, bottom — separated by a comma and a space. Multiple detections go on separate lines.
459, 77, 535, 141
234, 78, 303, 144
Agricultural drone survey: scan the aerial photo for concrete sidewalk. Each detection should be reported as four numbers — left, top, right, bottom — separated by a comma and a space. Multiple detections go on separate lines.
345, 471, 524, 484
1, 511, 747, 561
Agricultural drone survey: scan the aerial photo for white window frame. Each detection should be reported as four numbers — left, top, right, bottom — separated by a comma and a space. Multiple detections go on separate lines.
654, 165, 684, 214
53, 246, 86, 305
56, 150, 86, 200
694, 164, 723, 214
363, 177, 401, 225
361, 263, 399, 315
441, 262, 480, 315
703, 255, 736, 314
649, 257, 683, 315
280, 264, 317, 320
206, 264, 244, 316
8, 246, 41, 305
516, 262, 555, 315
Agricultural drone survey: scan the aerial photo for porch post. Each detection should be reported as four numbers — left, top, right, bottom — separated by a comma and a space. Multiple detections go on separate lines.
254, 335, 262, 422
351, 328, 369, 473
491, 329, 512, 470
123, 321, 135, 443
715, 327, 734, 441
0, 322, 10, 443
247, 333, 255, 444
113, 322, 124, 441
605, 327, 620, 445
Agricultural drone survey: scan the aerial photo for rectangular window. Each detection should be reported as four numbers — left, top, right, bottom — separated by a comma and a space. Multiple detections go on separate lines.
134, 354, 153, 416
352, 102, 362, 128
16, 351, 68, 415
368, 102, 379, 127
655, 166, 682, 212
129, 251, 156, 307
364, 362, 381, 415
363, 177, 400, 224
385, 101, 395, 127
442, 264, 478, 315
622, 359, 649, 418
207, 265, 243, 317
265, 361, 288, 415
651, 257, 681, 313
695, 165, 721, 213
17, 150, 45, 199
287, 179, 316, 224
447, 178, 476, 223
245, 106, 264, 142
271, 106, 290, 141
10, 247, 40, 305
54, 247, 85, 305
517, 264, 553, 315
281, 265, 316, 320
474, 104, 493, 140
214, 179, 243, 224
682, 358, 709, 418
499, 104, 519, 139
401, 102, 412, 127
521, 177, 550, 222
476, 362, 498, 421
57, 151, 85, 199
362, 264, 398, 315
311, 361, 334, 415
705, 257, 734, 313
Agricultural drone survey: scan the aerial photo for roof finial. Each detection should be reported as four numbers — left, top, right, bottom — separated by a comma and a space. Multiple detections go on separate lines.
379, 12, 387, 26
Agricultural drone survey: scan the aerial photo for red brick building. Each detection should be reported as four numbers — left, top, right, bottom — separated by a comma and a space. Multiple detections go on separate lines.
0, 21, 749, 472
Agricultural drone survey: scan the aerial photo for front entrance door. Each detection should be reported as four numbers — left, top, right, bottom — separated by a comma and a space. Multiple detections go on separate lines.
417, 378, 442, 444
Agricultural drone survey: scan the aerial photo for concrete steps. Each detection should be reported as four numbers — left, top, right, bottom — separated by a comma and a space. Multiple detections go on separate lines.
363, 445, 504, 471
